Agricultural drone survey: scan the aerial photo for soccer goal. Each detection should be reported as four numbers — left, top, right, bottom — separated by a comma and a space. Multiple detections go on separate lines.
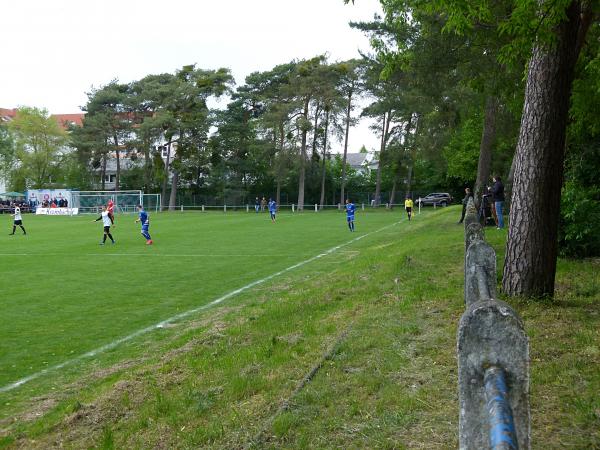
72, 190, 143, 214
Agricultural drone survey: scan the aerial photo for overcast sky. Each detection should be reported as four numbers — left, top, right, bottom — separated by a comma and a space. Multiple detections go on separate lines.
1, 0, 383, 153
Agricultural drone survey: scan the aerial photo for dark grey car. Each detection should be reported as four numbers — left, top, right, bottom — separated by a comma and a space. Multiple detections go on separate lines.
416, 192, 453, 207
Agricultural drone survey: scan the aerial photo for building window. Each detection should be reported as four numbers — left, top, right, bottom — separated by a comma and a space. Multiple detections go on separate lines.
104, 174, 116, 183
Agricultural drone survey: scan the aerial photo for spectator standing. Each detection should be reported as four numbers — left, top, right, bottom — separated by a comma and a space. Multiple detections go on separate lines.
458, 188, 474, 224
492, 176, 505, 229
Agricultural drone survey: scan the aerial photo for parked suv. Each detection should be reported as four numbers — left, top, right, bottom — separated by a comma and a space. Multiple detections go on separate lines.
416, 192, 453, 207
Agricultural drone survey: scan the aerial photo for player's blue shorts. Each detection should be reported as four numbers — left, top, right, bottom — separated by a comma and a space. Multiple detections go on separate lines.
142, 224, 149, 231
347, 215, 354, 222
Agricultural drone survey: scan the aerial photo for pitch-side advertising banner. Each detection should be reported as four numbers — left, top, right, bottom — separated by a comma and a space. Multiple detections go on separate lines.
26, 189, 73, 206
35, 208, 79, 215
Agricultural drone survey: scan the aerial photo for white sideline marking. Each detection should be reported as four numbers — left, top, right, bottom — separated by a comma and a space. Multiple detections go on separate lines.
0, 221, 399, 393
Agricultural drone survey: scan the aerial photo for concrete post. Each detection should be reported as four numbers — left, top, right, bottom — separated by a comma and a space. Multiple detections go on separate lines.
361, 203, 365, 211
292, 204, 295, 213
465, 240, 497, 306
246, 204, 249, 213
458, 300, 530, 450
464, 198, 479, 229
180, 205, 184, 212
465, 223, 485, 252
224, 204, 226, 213
315, 203, 318, 212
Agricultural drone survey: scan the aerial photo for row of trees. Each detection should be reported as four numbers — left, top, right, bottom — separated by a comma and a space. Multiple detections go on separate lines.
2, 57, 435, 209
348, 0, 600, 298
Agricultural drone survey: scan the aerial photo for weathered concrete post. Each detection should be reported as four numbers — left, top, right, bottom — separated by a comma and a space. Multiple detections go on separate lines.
465, 241, 497, 306
458, 300, 530, 449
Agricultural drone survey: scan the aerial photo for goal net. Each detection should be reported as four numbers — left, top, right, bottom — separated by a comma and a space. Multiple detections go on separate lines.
72, 190, 143, 214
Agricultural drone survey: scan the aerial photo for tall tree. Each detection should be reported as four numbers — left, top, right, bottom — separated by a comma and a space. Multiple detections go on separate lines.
288, 56, 326, 210
7, 107, 68, 188
83, 81, 132, 191
337, 59, 364, 204
503, 1, 595, 297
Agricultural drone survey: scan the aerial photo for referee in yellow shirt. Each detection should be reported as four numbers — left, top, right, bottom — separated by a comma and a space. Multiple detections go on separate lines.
404, 196, 414, 221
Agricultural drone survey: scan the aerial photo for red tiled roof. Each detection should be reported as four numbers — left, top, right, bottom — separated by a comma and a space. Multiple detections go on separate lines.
0, 108, 18, 122
51, 113, 85, 129
0, 108, 85, 129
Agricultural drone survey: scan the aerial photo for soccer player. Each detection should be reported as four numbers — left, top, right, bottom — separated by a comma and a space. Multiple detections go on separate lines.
9, 206, 26, 235
255, 197, 260, 213
404, 196, 414, 221
135, 204, 153, 245
107, 199, 115, 224
268, 198, 277, 223
345, 198, 355, 232
93, 205, 115, 245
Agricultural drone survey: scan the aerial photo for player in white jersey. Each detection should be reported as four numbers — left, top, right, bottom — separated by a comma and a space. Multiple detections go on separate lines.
93, 205, 115, 245
9, 206, 26, 235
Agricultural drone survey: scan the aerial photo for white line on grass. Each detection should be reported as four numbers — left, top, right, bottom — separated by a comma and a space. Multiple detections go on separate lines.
0, 220, 400, 394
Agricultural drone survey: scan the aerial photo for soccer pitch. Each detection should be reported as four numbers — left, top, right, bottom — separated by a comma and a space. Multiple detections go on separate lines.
0, 209, 403, 396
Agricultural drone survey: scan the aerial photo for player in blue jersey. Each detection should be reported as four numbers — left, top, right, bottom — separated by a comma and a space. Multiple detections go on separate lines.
135, 204, 153, 245
268, 198, 277, 223
345, 198, 355, 232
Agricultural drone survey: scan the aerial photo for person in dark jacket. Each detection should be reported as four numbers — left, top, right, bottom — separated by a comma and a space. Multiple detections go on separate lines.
492, 176, 505, 228
458, 187, 473, 224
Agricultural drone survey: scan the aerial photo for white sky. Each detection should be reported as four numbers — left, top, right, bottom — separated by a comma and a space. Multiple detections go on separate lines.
1, 0, 383, 153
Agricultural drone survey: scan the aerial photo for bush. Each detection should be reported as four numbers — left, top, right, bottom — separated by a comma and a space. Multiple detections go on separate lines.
559, 181, 600, 257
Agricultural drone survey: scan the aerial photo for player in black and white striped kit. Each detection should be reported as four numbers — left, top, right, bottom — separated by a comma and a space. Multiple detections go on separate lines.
9, 206, 26, 235
93, 205, 115, 245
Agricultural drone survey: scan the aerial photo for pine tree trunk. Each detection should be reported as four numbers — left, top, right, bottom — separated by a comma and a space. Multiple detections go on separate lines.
474, 96, 498, 207
389, 170, 399, 207
374, 111, 391, 206
101, 152, 107, 190
319, 110, 330, 209
113, 134, 120, 191
168, 169, 178, 211
160, 141, 171, 211
405, 165, 413, 198
143, 140, 151, 193
297, 98, 310, 211
503, 1, 592, 298
340, 88, 353, 203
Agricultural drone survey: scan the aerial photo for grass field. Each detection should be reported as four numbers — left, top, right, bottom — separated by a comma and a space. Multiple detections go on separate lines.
0, 207, 598, 448
0, 210, 399, 392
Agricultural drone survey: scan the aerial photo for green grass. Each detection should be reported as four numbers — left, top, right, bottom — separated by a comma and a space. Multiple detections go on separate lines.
0, 207, 598, 449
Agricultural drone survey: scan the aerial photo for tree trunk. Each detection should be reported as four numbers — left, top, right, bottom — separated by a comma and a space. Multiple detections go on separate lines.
473, 96, 498, 207
374, 111, 391, 206
168, 169, 178, 211
311, 102, 321, 159
143, 139, 151, 193
319, 109, 331, 209
297, 97, 310, 211
503, 1, 592, 298
113, 134, 120, 191
160, 141, 171, 211
340, 87, 353, 204
405, 164, 413, 198
100, 151, 107, 190
389, 170, 399, 207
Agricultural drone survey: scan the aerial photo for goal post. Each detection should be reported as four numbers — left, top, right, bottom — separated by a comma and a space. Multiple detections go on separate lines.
72, 190, 143, 214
